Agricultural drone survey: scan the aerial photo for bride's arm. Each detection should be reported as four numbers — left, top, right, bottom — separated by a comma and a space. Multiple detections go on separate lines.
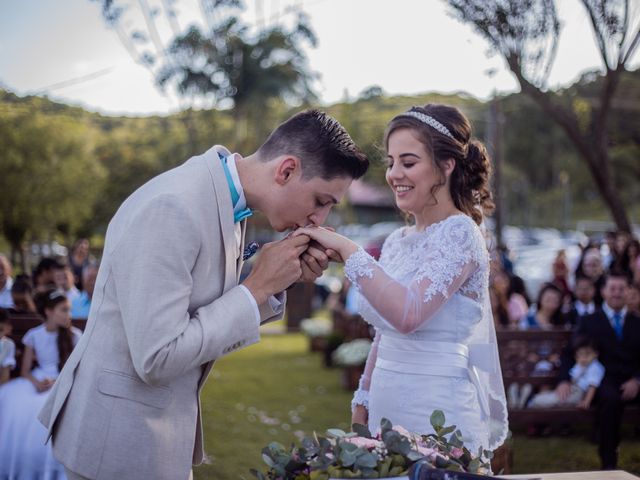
344, 250, 478, 334
351, 330, 380, 413
295, 219, 485, 335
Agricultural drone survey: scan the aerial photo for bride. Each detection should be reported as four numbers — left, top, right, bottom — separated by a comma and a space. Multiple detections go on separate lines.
295, 104, 508, 455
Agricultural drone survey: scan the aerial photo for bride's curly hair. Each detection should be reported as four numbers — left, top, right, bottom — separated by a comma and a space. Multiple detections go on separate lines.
383, 104, 494, 225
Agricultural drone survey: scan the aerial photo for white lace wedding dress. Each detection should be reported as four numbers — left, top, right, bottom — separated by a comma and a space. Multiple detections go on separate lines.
345, 214, 508, 453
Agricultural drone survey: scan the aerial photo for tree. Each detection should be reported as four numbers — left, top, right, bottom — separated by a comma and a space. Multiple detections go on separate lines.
447, 0, 640, 231
0, 109, 106, 271
93, 0, 318, 149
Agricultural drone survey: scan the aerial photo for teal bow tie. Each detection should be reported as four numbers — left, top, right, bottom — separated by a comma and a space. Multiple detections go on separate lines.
219, 153, 252, 223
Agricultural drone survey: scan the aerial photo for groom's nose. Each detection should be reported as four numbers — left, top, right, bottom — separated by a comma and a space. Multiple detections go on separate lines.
307, 207, 329, 226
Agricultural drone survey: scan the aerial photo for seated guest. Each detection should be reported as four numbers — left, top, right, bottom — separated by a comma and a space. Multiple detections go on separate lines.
520, 283, 564, 330
9, 275, 37, 314
0, 308, 16, 385
551, 249, 572, 305
493, 270, 529, 326
564, 275, 596, 328
529, 336, 604, 409
614, 239, 639, 280
627, 282, 640, 316
68, 238, 91, 291
556, 271, 640, 470
602, 231, 618, 270
71, 263, 98, 318
54, 262, 81, 303
0, 289, 82, 478
576, 247, 606, 306
490, 283, 511, 327
33, 257, 62, 293
0, 254, 14, 309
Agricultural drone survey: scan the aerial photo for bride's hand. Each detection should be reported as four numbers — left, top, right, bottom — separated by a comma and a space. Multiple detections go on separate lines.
293, 227, 359, 262
351, 405, 368, 427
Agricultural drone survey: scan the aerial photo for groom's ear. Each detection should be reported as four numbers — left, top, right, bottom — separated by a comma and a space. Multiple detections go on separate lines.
274, 156, 301, 185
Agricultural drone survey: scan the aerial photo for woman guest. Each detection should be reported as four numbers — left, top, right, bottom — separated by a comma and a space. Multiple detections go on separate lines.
520, 283, 564, 330
0, 289, 82, 479
295, 104, 508, 457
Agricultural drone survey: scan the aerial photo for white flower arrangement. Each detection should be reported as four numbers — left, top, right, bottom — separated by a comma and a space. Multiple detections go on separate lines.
300, 318, 333, 338
331, 339, 372, 367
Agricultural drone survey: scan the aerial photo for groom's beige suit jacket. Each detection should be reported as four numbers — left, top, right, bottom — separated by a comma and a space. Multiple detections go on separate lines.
38, 145, 284, 480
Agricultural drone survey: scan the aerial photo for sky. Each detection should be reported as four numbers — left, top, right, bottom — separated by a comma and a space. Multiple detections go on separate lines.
1, 0, 638, 116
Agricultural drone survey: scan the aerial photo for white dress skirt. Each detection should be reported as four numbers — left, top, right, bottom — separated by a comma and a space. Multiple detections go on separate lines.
0, 325, 81, 480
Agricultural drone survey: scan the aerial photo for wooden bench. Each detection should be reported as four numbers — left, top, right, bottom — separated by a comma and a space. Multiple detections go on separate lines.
496, 328, 640, 428
7, 313, 87, 378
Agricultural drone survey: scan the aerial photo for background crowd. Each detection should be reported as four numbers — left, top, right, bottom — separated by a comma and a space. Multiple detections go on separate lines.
489, 229, 640, 470
0, 239, 98, 479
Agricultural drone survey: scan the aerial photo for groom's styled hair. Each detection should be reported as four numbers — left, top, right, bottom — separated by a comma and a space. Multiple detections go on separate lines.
257, 109, 369, 180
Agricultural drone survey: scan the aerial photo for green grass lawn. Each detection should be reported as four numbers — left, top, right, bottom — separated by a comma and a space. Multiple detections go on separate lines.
196, 333, 640, 479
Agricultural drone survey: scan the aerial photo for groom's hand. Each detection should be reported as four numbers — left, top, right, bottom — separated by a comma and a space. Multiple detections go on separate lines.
242, 235, 310, 305
299, 240, 330, 282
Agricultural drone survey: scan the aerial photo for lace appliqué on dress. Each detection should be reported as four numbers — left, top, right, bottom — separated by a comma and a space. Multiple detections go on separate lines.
414, 216, 488, 303
344, 248, 375, 284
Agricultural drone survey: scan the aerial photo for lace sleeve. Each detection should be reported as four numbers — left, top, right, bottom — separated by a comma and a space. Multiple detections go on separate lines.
344, 216, 486, 334
351, 330, 380, 411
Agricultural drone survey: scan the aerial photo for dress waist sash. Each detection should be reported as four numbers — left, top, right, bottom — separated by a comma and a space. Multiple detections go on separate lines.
375, 336, 491, 418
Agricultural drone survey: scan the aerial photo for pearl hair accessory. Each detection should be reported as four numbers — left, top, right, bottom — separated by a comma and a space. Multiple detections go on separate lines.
401, 110, 455, 140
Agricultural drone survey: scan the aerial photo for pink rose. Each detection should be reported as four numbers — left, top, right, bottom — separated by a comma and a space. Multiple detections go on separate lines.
450, 447, 464, 459
416, 445, 437, 461
344, 437, 384, 450
392, 425, 422, 443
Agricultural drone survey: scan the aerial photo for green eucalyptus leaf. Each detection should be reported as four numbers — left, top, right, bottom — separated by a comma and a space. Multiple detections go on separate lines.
340, 449, 357, 467
379, 457, 392, 477
327, 428, 347, 438
261, 453, 275, 468
352, 423, 373, 439
430, 410, 445, 429
355, 452, 378, 469
380, 418, 393, 435
439, 425, 456, 436
249, 468, 265, 480
340, 442, 359, 453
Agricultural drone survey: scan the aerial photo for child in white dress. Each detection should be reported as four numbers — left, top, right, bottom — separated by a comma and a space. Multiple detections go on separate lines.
0, 289, 82, 479
0, 308, 16, 385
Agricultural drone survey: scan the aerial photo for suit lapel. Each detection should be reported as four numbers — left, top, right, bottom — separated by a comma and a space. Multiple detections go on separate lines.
198, 146, 242, 392
204, 146, 236, 293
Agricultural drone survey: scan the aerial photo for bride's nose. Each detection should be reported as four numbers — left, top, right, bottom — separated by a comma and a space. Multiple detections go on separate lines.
387, 162, 404, 180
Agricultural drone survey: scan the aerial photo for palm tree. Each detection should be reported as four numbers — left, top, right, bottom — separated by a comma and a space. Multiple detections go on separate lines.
156, 11, 318, 147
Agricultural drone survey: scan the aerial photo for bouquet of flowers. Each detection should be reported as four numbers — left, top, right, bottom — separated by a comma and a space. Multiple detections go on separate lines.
331, 339, 372, 367
300, 318, 334, 338
251, 411, 494, 479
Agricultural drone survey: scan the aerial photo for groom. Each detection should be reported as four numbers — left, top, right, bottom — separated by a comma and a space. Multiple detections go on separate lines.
39, 109, 369, 480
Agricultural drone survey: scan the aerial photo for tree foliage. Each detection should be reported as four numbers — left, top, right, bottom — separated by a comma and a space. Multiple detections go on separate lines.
0, 97, 106, 269
92, 0, 318, 148
447, 0, 640, 232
